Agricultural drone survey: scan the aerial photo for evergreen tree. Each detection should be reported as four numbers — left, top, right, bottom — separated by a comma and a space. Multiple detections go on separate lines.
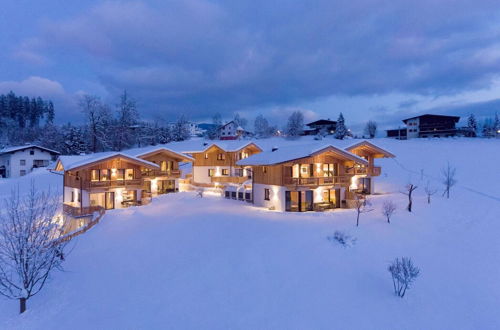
334, 113, 348, 140
114, 90, 139, 150
467, 113, 477, 137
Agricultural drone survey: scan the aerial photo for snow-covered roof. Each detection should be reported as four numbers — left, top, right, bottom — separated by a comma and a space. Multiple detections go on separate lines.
57, 152, 159, 171
0, 144, 60, 155
237, 144, 368, 166
123, 145, 194, 161
345, 140, 395, 158
181, 141, 262, 153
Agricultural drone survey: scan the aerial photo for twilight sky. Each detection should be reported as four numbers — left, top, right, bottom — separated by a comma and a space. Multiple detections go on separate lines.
2, 0, 500, 129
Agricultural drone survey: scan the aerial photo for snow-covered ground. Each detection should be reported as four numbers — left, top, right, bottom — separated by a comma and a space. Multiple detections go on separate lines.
0, 137, 499, 329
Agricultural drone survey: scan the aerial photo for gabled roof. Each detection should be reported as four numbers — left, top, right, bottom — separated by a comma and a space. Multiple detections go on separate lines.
237, 144, 368, 166
306, 119, 337, 126
124, 145, 194, 162
0, 144, 60, 155
183, 141, 262, 153
402, 114, 460, 124
217, 121, 236, 130
345, 140, 395, 158
56, 152, 159, 171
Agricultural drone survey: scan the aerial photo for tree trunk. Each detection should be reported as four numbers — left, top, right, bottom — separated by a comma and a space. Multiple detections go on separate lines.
19, 297, 26, 314
356, 212, 360, 226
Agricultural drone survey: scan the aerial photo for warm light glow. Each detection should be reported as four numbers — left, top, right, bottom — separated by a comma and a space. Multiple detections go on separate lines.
314, 187, 323, 201
111, 168, 117, 174
316, 163, 321, 173
350, 175, 366, 190
115, 188, 124, 203
272, 186, 280, 201
215, 166, 221, 177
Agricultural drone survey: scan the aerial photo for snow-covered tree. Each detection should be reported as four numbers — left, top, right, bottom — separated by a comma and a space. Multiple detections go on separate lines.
254, 114, 271, 138
79, 94, 109, 153
233, 113, 248, 129
207, 113, 222, 140
0, 182, 68, 313
353, 194, 374, 226
334, 113, 348, 140
113, 90, 139, 150
381, 200, 396, 223
466, 113, 477, 137
285, 111, 304, 138
364, 120, 377, 138
61, 124, 87, 155
171, 115, 191, 142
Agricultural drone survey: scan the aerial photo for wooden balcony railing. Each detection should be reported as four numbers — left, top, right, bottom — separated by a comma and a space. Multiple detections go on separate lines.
88, 179, 142, 188
211, 176, 251, 184
141, 170, 181, 178
63, 204, 105, 217
284, 176, 350, 186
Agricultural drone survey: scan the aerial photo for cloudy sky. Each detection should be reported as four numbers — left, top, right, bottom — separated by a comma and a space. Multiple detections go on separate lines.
2, 0, 500, 129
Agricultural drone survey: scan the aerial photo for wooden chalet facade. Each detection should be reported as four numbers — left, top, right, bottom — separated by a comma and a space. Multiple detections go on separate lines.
56, 147, 193, 216
238, 141, 394, 212
186, 142, 262, 199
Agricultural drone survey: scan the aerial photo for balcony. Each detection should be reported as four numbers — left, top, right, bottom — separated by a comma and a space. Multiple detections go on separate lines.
141, 170, 181, 178
63, 204, 105, 217
284, 176, 350, 186
210, 176, 251, 184
88, 179, 143, 189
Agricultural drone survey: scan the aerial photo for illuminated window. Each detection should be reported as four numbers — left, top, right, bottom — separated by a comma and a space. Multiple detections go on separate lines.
91, 170, 99, 181
125, 169, 134, 180
217, 153, 225, 160
204, 153, 208, 159
101, 169, 109, 181
160, 161, 167, 171
222, 169, 229, 176
208, 169, 215, 177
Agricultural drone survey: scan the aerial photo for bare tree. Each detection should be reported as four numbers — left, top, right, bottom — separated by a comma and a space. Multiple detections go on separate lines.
424, 181, 437, 204
401, 183, 418, 212
79, 94, 102, 153
441, 162, 457, 199
353, 194, 374, 226
0, 183, 68, 313
388, 257, 420, 298
381, 200, 397, 223
364, 120, 377, 138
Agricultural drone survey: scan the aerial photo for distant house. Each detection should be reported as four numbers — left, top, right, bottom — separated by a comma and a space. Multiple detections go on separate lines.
303, 119, 337, 136
387, 114, 461, 139
217, 121, 251, 140
0, 145, 60, 178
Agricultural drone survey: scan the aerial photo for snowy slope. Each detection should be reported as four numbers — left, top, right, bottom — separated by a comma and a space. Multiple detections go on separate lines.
0, 138, 499, 329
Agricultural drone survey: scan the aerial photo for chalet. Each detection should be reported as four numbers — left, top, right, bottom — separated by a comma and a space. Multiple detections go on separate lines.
184, 141, 262, 199
55, 146, 193, 216
387, 114, 461, 139
303, 119, 337, 136
0, 145, 60, 178
237, 141, 394, 212
217, 121, 250, 140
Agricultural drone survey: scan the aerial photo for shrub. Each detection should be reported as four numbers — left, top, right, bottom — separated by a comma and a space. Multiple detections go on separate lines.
328, 231, 356, 248
388, 257, 420, 297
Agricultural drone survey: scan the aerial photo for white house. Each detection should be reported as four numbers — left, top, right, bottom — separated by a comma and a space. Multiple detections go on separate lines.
0, 145, 60, 178
217, 121, 249, 140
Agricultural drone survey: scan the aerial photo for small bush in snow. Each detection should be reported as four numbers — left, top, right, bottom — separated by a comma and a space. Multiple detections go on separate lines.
328, 231, 356, 248
388, 257, 420, 298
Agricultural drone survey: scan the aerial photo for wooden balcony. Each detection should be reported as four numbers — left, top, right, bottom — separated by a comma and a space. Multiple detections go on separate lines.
63, 204, 105, 217
141, 170, 181, 178
88, 179, 143, 189
284, 176, 350, 186
210, 176, 251, 184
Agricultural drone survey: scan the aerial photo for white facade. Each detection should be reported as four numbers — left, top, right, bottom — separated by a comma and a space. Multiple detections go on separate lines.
405, 118, 420, 139
253, 183, 287, 211
0, 146, 58, 178
192, 165, 232, 184
218, 121, 244, 139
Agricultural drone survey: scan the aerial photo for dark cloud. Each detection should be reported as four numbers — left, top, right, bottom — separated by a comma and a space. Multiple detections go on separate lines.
10, 0, 500, 121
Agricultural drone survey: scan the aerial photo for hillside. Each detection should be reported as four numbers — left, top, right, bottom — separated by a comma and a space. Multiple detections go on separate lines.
0, 137, 499, 329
